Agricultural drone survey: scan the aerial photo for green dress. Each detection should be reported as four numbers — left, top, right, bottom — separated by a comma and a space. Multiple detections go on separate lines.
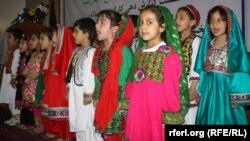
93, 47, 133, 134
195, 44, 250, 125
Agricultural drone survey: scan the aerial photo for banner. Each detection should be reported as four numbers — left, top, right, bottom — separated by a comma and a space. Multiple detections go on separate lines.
64, 0, 247, 49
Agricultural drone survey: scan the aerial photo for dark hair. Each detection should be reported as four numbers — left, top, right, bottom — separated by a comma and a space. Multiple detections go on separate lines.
6, 28, 23, 40
140, 5, 166, 40
207, 6, 228, 33
40, 28, 53, 40
177, 7, 195, 21
73, 18, 96, 44
130, 14, 139, 27
177, 7, 197, 30
96, 10, 121, 27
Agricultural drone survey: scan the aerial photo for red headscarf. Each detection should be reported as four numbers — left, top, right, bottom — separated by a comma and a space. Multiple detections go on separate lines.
54, 26, 76, 79
92, 14, 133, 131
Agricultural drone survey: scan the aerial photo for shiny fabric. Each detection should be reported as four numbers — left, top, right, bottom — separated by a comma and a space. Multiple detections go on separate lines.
194, 6, 250, 125
133, 6, 189, 123
125, 43, 182, 141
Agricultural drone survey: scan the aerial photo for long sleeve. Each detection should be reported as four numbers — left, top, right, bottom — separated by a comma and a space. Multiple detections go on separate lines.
83, 48, 96, 94
11, 49, 20, 76
163, 52, 182, 112
118, 47, 133, 102
189, 37, 200, 81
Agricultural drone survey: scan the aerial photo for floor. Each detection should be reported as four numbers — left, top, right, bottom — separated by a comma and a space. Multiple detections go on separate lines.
0, 120, 47, 141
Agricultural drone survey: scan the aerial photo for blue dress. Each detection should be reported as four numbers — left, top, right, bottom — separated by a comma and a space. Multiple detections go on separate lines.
195, 44, 248, 125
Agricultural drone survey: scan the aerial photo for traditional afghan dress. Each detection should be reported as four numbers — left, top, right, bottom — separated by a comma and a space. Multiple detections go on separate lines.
41, 26, 76, 139
67, 47, 103, 141
195, 6, 250, 125
181, 33, 201, 124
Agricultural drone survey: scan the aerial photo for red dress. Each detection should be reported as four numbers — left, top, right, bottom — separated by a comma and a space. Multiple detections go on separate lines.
41, 26, 76, 139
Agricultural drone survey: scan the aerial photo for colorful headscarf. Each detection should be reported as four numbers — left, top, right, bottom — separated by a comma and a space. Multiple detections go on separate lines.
133, 5, 189, 124
186, 4, 200, 24
92, 14, 133, 130
54, 26, 76, 79
194, 5, 250, 106
194, 5, 250, 74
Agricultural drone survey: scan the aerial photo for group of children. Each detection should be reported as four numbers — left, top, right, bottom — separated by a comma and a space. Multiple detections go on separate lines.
0, 3, 249, 141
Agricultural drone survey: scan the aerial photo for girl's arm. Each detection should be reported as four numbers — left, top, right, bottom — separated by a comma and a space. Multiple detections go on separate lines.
118, 47, 133, 110
83, 48, 96, 105
189, 37, 201, 100
163, 52, 182, 112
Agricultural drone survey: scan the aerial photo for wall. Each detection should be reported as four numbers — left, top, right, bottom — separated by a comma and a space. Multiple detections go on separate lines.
0, 0, 25, 65
0, 0, 50, 66
64, 0, 249, 50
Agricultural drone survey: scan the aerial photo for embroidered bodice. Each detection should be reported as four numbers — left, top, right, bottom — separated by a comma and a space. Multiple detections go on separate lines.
136, 51, 165, 82
205, 44, 229, 74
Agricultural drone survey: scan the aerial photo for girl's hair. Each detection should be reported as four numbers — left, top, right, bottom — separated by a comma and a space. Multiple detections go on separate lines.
6, 28, 23, 40
40, 28, 53, 40
207, 6, 228, 32
177, 7, 195, 21
96, 10, 121, 27
140, 5, 166, 40
31, 32, 41, 38
130, 14, 139, 27
73, 18, 96, 44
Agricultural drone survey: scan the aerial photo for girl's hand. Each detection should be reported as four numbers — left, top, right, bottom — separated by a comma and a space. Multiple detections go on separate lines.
189, 81, 198, 101
10, 78, 17, 88
65, 85, 69, 101
51, 70, 58, 76
93, 100, 99, 107
83, 94, 93, 105
117, 102, 121, 111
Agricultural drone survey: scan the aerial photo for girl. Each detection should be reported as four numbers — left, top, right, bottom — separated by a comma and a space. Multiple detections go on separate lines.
67, 18, 103, 141
20, 31, 44, 129
195, 5, 250, 125
93, 10, 133, 141
41, 25, 76, 140
125, 5, 189, 141
27, 28, 54, 134
1, 28, 22, 125
175, 4, 201, 125
15, 33, 31, 127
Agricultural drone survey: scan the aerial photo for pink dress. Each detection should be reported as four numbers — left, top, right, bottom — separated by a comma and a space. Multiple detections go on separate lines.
125, 42, 182, 141
22, 52, 43, 105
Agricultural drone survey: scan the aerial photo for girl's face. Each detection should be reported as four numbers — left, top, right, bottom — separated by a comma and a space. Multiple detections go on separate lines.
209, 11, 227, 37
175, 10, 194, 33
19, 39, 28, 53
6, 33, 19, 48
72, 26, 88, 45
139, 10, 165, 44
29, 34, 39, 50
39, 33, 51, 50
52, 30, 58, 48
95, 15, 115, 41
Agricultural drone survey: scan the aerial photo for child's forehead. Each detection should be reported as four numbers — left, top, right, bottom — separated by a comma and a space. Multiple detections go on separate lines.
211, 11, 223, 18
97, 14, 110, 21
7, 32, 14, 36
177, 9, 189, 16
140, 10, 157, 20
31, 34, 39, 39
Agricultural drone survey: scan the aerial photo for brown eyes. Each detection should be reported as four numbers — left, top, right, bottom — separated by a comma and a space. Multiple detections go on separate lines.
209, 18, 225, 24
140, 20, 153, 25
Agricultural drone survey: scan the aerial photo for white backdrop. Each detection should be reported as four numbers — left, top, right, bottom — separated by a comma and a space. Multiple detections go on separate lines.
64, 0, 248, 50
